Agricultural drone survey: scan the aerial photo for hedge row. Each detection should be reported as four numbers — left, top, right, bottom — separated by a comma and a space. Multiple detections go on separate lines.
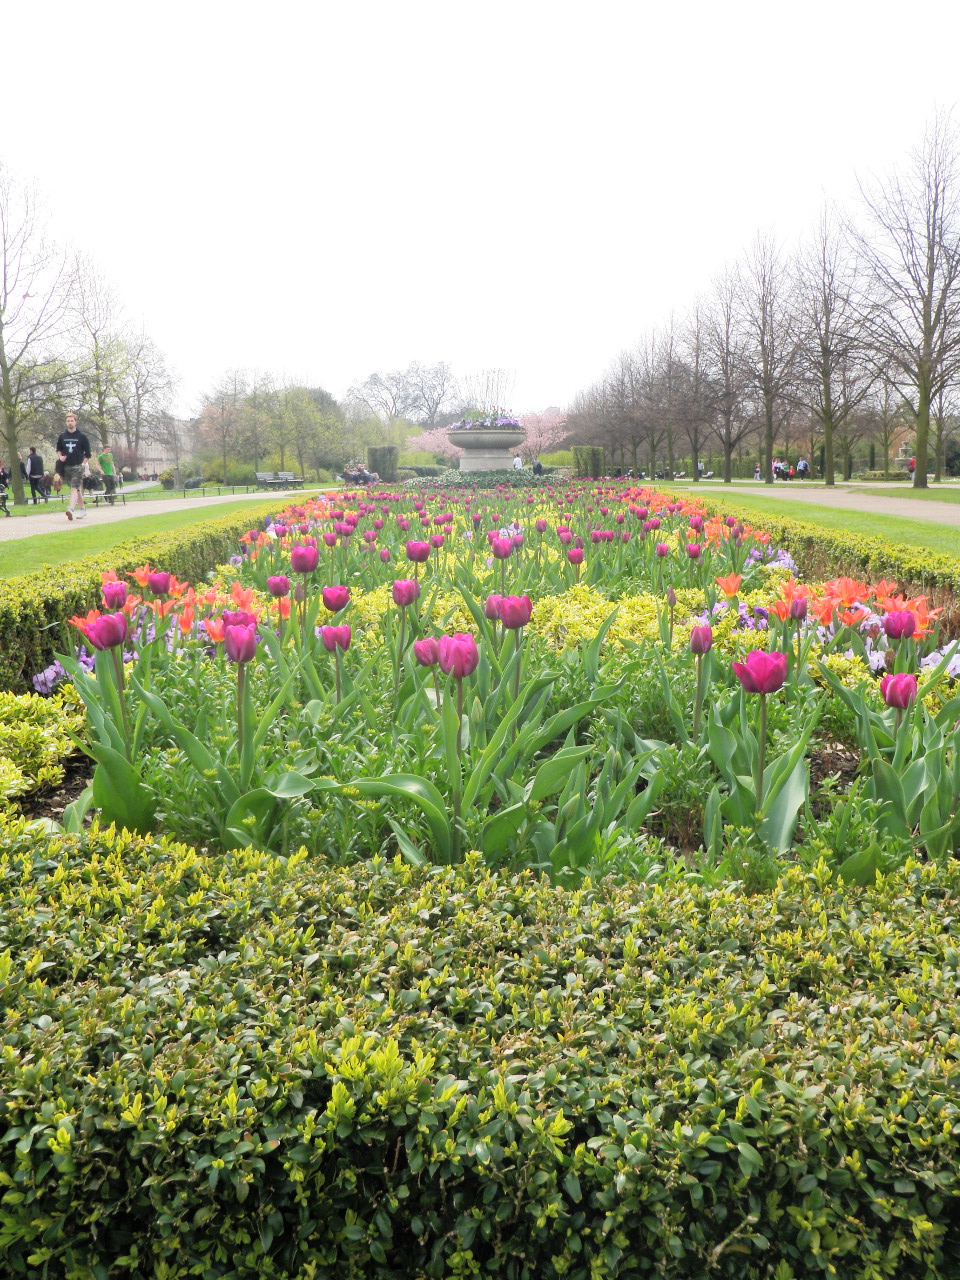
1, 822, 958, 1278
0, 503, 283, 692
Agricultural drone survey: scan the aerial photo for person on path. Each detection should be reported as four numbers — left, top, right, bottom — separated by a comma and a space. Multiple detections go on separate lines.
98, 446, 117, 504
25, 447, 46, 503
56, 413, 92, 521
513, 453, 523, 471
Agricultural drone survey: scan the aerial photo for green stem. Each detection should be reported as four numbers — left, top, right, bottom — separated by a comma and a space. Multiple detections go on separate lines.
335, 651, 342, 705
394, 608, 406, 706
694, 654, 703, 738
514, 629, 523, 704
237, 664, 246, 769
756, 694, 767, 814
111, 647, 131, 761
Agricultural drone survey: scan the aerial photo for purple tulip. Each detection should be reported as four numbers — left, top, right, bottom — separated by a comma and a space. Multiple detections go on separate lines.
86, 612, 128, 651
222, 609, 258, 628
147, 572, 171, 596
322, 532, 338, 548
291, 544, 319, 574
322, 585, 350, 613
686, 543, 702, 560
490, 536, 513, 560
380, 548, 391, 563
567, 548, 585, 566
883, 611, 916, 640
535, 519, 547, 534
224, 622, 257, 664
732, 651, 788, 695
438, 633, 480, 679
689, 624, 713, 655
881, 673, 917, 709
789, 597, 808, 622
267, 575, 290, 598
655, 543, 671, 558
484, 594, 503, 621
102, 580, 128, 610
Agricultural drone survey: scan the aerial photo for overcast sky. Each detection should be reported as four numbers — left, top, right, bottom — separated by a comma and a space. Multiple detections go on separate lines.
4, 1, 959, 417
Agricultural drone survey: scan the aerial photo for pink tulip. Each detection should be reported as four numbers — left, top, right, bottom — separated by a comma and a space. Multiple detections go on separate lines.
147, 572, 171, 596
267, 575, 290, 598
291, 544, 319, 574
484, 594, 503, 621
380, 548, 391, 563
535, 519, 547, 534
655, 543, 671, 558
500, 596, 533, 630
438, 633, 480, 679
392, 580, 420, 608
222, 609, 258, 628
686, 543, 702, 560
406, 541, 431, 563
567, 548, 585, 566
85, 612, 128, 651
322, 586, 350, 613
430, 534, 445, 549
413, 637, 440, 667
881, 673, 917, 709
732, 651, 788, 695
322, 532, 338, 548
319, 625, 351, 652
224, 622, 257, 664
490, 537, 513, 560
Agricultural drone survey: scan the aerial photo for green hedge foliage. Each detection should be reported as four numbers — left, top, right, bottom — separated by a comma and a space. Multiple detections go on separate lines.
0, 504, 283, 693
404, 470, 554, 491
1, 823, 958, 1278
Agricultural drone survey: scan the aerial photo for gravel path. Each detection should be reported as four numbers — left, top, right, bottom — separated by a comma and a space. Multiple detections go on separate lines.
685, 482, 960, 528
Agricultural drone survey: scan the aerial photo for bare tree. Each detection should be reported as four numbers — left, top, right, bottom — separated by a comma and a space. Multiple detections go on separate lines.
739, 232, 801, 484
795, 211, 873, 484
349, 366, 421, 423
115, 332, 174, 463
853, 112, 960, 488
704, 269, 753, 482
0, 166, 75, 503
411, 361, 458, 424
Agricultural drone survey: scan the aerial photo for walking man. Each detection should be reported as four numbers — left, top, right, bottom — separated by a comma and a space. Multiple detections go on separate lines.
25, 446, 46, 503
56, 413, 92, 521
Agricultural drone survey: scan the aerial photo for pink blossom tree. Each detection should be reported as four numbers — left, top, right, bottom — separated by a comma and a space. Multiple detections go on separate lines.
405, 426, 463, 461
518, 408, 569, 460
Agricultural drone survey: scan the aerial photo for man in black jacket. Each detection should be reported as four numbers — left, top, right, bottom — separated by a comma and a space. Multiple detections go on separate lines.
25, 446, 46, 504
55, 413, 92, 521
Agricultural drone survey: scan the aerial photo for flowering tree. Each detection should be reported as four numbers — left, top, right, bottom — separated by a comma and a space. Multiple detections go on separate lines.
405, 425, 463, 461
518, 408, 569, 460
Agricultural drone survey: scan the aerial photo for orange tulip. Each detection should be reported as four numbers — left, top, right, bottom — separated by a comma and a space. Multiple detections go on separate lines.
716, 573, 742, 598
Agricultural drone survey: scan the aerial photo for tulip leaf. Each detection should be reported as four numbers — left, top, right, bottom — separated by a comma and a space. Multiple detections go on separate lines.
266, 771, 315, 799
481, 804, 528, 856
349, 775, 452, 862
223, 788, 279, 851
527, 747, 594, 804
91, 751, 157, 835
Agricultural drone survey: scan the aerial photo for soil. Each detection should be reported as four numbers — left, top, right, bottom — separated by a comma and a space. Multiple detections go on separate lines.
18, 754, 95, 826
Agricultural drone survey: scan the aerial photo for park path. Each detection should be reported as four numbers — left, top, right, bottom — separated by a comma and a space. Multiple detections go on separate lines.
686, 481, 960, 529
0, 488, 304, 544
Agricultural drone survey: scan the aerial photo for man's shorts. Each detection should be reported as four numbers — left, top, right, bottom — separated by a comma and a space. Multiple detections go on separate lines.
63, 465, 85, 491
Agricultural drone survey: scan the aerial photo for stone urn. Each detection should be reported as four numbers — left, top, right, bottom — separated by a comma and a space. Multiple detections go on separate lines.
447, 428, 527, 473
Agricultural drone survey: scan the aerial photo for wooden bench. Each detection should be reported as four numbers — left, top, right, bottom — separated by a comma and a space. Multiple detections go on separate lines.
90, 491, 126, 507
275, 472, 304, 488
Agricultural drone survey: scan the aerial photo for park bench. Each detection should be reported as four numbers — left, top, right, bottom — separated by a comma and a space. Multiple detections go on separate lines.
90, 491, 126, 507
255, 472, 281, 489
275, 472, 304, 488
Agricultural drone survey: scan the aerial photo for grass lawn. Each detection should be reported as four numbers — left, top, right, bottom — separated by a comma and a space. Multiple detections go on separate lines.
683, 489, 960, 558
852, 485, 960, 504
0, 501, 277, 578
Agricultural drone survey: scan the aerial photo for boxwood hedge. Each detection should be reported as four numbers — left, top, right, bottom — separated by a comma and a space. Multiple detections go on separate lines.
0, 503, 284, 692
1, 821, 958, 1278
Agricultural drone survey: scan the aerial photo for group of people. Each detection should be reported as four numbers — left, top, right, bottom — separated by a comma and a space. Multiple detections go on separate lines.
755, 458, 811, 481
342, 464, 379, 486
0, 413, 119, 521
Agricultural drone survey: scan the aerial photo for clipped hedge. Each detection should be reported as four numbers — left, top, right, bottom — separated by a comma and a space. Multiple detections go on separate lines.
1, 823, 958, 1278
0, 503, 284, 692
404, 469, 555, 491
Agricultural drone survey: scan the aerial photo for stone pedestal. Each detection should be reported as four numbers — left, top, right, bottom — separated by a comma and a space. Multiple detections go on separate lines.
447, 429, 527, 472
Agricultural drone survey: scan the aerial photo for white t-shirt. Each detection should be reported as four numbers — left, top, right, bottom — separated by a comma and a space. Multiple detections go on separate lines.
513, 456, 522, 470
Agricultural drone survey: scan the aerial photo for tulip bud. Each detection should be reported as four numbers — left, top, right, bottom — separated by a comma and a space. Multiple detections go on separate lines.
883, 611, 916, 640
319, 625, 351, 653
438, 633, 480, 679
102, 580, 128, 610
732, 651, 788, 695
147, 572, 171, 596
223, 621, 258, 664
322, 585, 350, 613
291, 544, 319, 574
689, 624, 713, 655
500, 595, 533, 630
484, 594, 503, 621
405, 541, 431, 563
85, 612, 128, 651
392, 580, 420, 608
267, 575, 291, 598
413, 637, 440, 667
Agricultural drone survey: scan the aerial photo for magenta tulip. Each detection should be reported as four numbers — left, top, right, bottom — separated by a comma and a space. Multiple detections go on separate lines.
438, 633, 480, 679
484, 594, 503, 621
413, 637, 440, 667
732, 651, 788, 695
500, 595, 533, 630
789, 597, 808, 622
567, 548, 585, 566
291, 544, 319, 574
685, 543, 702, 560
319, 625, 351, 653
490, 537, 513, 560
380, 548, 391, 563
655, 543, 671, 559
101, 580, 128, 610
392, 580, 420, 608
689, 624, 713, 655
883, 611, 916, 640
881, 673, 917, 710
224, 622, 257, 664
85, 612, 128, 651
535, 519, 547, 534
267, 575, 290, 598
147, 572, 171, 596
406, 541, 431, 563
322, 585, 350, 613
222, 609, 258, 629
